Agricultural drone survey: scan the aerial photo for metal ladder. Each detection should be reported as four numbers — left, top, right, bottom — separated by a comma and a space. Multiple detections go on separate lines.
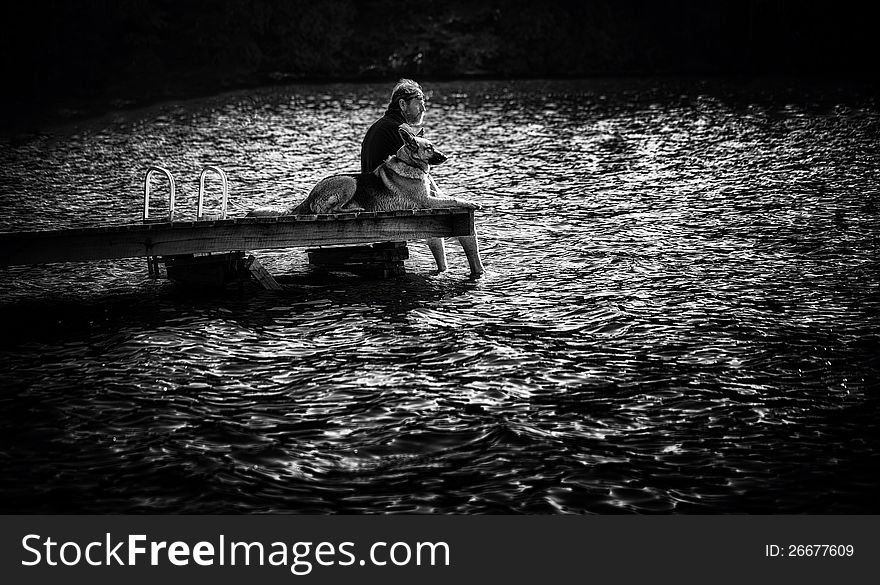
142, 165, 229, 278
143, 166, 175, 277
197, 166, 229, 221
143, 166, 176, 222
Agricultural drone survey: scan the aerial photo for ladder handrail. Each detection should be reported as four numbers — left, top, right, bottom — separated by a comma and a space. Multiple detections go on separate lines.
197, 166, 229, 220
143, 166, 176, 221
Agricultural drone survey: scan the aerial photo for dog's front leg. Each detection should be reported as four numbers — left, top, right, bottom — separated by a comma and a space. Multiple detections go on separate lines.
426, 237, 448, 272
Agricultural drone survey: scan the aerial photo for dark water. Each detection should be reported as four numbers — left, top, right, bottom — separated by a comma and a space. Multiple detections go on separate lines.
1, 78, 878, 513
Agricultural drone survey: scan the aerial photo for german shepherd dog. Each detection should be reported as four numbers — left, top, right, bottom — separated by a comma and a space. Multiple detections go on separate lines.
250, 127, 477, 215
249, 127, 485, 275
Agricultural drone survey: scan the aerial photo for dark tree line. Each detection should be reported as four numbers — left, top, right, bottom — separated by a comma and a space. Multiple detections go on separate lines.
0, 0, 875, 125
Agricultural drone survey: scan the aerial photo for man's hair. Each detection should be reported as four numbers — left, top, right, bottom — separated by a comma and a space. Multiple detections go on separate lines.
389, 79, 424, 108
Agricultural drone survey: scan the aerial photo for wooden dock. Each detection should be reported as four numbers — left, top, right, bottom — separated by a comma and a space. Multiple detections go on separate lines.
0, 208, 476, 267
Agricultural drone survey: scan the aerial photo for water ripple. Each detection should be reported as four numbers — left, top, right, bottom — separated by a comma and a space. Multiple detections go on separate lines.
1, 78, 879, 513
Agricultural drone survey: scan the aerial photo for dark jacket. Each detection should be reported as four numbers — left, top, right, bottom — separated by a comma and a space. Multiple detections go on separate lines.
360, 108, 406, 173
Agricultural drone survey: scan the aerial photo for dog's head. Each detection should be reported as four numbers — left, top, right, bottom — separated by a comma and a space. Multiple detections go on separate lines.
398, 126, 448, 167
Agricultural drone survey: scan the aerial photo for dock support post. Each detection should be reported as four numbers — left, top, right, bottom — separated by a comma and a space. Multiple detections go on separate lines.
306, 243, 407, 279
246, 255, 282, 290
147, 256, 161, 278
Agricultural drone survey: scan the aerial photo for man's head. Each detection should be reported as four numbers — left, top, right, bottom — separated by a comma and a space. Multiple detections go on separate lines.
390, 78, 426, 126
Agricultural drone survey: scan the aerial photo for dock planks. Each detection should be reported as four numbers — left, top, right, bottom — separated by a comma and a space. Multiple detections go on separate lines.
0, 208, 476, 267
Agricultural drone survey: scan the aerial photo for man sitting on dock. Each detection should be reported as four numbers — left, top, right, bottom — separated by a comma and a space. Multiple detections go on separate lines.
360, 78, 427, 174
360, 79, 481, 276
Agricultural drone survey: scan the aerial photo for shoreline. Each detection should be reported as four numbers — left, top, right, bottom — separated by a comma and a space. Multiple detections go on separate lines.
3, 72, 878, 139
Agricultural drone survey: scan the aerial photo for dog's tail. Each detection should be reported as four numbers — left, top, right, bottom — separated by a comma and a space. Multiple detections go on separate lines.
246, 206, 284, 217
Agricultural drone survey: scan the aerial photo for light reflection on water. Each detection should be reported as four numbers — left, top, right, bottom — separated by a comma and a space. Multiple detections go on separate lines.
0, 78, 878, 513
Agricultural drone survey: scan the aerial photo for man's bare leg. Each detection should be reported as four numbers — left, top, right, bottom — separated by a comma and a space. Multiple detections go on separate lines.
426, 237, 448, 272
458, 235, 484, 277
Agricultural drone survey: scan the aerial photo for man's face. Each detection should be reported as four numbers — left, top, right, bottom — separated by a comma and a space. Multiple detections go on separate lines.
401, 95, 426, 126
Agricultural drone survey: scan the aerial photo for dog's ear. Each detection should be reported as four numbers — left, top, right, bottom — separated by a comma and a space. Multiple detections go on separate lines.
398, 126, 418, 150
